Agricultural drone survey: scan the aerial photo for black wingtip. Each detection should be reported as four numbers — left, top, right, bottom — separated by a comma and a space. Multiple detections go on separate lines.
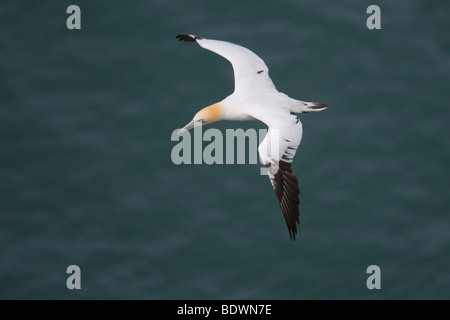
289, 230, 297, 242
289, 222, 298, 242
176, 34, 203, 42
273, 160, 300, 242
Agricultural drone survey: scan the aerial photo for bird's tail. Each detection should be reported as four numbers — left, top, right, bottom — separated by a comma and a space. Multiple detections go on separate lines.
301, 102, 329, 113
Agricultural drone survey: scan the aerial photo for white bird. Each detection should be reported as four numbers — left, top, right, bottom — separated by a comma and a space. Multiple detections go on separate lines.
176, 34, 328, 241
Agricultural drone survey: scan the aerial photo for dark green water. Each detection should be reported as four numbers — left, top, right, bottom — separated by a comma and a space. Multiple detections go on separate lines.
1, 1, 449, 299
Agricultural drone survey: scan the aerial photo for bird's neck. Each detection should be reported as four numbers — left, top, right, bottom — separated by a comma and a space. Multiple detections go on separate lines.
200, 102, 224, 123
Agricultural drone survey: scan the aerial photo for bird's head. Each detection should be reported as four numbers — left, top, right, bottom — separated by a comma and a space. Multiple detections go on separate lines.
178, 103, 223, 134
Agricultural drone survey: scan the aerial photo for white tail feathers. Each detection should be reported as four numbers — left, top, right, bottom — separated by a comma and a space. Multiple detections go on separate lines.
301, 101, 329, 113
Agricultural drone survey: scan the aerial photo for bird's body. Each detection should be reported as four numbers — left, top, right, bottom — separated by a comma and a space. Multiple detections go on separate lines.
176, 34, 328, 241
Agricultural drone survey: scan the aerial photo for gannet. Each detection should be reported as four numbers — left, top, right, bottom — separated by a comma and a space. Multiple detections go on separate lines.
176, 34, 328, 241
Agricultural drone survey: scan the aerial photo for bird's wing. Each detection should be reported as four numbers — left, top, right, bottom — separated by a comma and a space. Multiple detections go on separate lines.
271, 159, 300, 241
176, 34, 277, 94
255, 110, 303, 241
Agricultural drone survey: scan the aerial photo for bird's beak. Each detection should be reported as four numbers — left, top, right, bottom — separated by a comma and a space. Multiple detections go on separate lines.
177, 119, 204, 135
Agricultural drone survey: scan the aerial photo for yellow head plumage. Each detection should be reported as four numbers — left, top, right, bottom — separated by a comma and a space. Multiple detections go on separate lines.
193, 103, 223, 124
178, 103, 223, 134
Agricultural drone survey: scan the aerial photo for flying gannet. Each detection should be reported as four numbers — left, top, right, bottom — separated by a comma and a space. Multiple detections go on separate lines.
176, 34, 328, 241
